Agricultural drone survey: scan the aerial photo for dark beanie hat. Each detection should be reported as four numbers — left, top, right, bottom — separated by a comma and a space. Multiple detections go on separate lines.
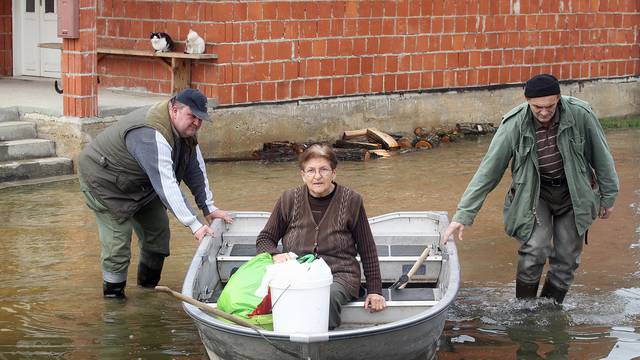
524, 74, 560, 98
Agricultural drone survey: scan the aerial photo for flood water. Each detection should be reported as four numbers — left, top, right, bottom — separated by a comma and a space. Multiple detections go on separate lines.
0, 129, 638, 359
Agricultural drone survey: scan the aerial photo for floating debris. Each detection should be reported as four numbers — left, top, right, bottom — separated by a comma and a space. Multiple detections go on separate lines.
253, 123, 496, 162
450, 334, 476, 343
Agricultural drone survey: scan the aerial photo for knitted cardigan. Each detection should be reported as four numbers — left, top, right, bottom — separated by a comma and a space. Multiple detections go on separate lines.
256, 183, 382, 298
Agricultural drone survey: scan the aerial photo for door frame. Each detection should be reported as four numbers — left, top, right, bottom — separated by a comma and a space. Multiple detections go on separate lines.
11, 0, 23, 76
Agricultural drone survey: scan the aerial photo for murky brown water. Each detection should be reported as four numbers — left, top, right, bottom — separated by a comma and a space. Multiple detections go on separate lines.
1, 129, 638, 359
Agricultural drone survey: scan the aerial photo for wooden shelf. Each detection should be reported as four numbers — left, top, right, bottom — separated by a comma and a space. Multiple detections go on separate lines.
36, 43, 217, 94
97, 47, 218, 60
96, 48, 218, 93
38, 43, 63, 50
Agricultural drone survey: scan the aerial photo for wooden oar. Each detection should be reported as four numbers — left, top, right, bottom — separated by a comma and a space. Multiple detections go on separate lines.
155, 286, 260, 330
390, 247, 431, 290
157, 286, 304, 358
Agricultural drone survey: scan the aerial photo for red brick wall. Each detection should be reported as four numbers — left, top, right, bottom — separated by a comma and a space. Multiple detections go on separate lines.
96, 0, 640, 105
0, 1, 12, 76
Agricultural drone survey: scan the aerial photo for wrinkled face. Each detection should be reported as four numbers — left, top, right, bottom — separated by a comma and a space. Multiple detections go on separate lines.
300, 157, 336, 197
527, 94, 560, 123
170, 104, 202, 138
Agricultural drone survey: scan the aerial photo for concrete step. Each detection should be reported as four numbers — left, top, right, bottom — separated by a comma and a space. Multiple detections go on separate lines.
0, 108, 20, 122
0, 139, 56, 161
0, 157, 73, 182
0, 121, 37, 141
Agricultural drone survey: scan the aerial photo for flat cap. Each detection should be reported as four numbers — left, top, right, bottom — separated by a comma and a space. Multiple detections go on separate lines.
175, 88, 211, 122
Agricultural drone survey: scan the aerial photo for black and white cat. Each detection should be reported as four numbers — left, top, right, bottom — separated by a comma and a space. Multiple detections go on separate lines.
150, 32, 175, 52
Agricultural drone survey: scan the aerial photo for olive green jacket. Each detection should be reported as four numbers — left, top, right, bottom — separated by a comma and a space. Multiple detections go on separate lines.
452, 96, 619, 242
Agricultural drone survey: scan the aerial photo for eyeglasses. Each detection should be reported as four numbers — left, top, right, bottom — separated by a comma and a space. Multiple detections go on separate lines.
302, 167, 333, 177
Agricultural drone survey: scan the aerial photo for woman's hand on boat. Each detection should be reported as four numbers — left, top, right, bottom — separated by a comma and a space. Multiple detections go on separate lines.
443, 221, 465, 243
206, 209, 234, 224
272, 253, 290, 263
364, 294, 386, 312
194, 224, 214, 242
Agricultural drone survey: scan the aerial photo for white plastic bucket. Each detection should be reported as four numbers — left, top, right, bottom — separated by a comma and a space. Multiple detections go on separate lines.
270, 273, 332, 333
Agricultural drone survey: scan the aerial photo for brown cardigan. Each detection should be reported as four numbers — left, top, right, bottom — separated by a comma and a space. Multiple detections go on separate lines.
256, 183, 382, 298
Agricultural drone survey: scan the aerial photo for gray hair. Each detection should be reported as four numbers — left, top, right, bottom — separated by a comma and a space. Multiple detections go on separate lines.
298, 144, 338, 170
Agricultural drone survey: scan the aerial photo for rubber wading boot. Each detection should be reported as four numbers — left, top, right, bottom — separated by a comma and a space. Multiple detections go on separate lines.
540, 278, 567, 304
137, 262, 163, 288
103, 281, 126, 299
515, 279, 539, 299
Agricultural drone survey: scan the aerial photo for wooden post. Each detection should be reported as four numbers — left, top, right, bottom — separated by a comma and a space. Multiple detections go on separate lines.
172, 58, 191, 94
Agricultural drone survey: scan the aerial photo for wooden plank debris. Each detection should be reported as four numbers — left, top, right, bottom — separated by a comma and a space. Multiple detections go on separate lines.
334, 148, 370, 161
455, 122, 496, 135
414, 140, 433, 149
397, 137, 413, 149
368, 149, 391, 158
414, 127, 430, 137
342, 129, 368, 140
366, 128, 399, 150
334, 139, 382, 150
253, 141, 303, 161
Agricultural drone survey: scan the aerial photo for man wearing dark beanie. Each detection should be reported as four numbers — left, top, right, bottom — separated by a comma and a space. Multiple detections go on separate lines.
444, 74, 619, 305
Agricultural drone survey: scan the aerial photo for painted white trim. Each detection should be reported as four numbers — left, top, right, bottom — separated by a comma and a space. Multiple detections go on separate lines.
11, 0, 21, 76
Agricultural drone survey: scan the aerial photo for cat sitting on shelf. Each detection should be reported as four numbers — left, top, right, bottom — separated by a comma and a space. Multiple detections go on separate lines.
185, 29, 205, 55
150, 32, 175, 53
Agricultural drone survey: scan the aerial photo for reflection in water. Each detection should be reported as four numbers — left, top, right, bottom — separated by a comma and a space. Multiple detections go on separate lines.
442, 286, 640, 359
0, 129, 638, 359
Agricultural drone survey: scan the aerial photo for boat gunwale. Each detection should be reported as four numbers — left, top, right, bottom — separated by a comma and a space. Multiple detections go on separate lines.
182, 211, 460, 342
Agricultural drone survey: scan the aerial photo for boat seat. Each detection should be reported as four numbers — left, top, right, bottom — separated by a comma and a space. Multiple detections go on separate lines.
358, 287, 436, 302
340, 286, 440, 325
217, 242, 443, 285
207, 285, 440, 327
229, 244, 282, 256
224, 244, 441, 258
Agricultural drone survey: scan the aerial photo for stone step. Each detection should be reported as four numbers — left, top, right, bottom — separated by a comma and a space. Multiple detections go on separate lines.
0, 108, 20, 122
0, 139, 56, 161
0, 157, 73, 182
0, 121, 37, 141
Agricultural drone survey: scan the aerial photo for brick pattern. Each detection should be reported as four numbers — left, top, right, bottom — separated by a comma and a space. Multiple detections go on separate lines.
0, 1, 12, 76
63, 0, 98, 117
96, 0, 640, 105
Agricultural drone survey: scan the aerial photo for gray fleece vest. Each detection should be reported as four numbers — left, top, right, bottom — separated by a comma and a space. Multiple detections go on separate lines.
78, 100, 197, 222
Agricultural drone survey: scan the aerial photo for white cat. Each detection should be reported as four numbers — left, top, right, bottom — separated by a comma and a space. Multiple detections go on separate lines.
185, 29, 205, 55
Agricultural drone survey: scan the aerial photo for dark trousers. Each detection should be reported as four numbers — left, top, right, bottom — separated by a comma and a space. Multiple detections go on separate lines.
329, 282, 354, 329
516, 183, 584, 290
82, 187, 170, 284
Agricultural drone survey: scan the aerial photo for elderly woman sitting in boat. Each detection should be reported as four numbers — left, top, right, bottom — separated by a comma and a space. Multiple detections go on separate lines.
256, 143, 386, 329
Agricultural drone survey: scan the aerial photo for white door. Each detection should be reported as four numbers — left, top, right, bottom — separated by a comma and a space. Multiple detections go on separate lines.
19, 0, 60, 78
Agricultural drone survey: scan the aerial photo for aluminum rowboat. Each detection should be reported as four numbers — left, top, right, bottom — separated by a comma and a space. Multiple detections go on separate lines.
182, 211, 459, 360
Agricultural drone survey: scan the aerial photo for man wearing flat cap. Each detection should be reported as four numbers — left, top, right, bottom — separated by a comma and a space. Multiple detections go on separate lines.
444, 74, 619, 304
78, 88, 232, 299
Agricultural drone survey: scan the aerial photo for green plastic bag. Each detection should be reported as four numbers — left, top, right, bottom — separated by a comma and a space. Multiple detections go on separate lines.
217, 252, 273, 330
